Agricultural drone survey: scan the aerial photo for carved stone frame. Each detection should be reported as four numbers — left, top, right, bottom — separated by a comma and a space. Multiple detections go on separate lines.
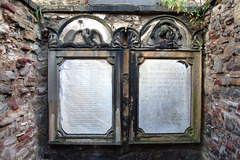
48, 48, 123, 145
129, 49, 202, 144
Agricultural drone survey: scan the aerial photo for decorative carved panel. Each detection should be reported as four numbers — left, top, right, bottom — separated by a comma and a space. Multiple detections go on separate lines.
140, 15, 193, 49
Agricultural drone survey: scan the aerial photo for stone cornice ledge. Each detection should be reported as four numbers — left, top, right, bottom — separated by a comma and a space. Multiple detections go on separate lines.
19, 0, 38, 11
18, 0, 217, 14
40, 5, 182, 14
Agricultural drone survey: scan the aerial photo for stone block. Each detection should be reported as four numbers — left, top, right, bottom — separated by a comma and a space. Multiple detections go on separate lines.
0, 118, 13, 127
0, 130, 5, 139
21, 46, 31, 53
2, 9, 15, 23
4, 71, 16, 81
1, 146, 16, 160
24, 82, 34, 87
0, 45, 6, 54
19, 88, 29, 94
0, 8, 3, 21
0, 84, 12, 95
16, 58, 27, 68
234, 3, 240, 21
221, 87, 240, 101
0, 95, 6, 101
3, 137, 16, 147
226, 142, 236, 153
0, 23, 10, 34
214, 58, 223, 73
17, 135, 30, 143
16, 148, 27, 157
221, 78, 231, 85
27, 77, 35, 82
11, 96, 18, 110
230, 78, 240, 85
37, 87, 47, 95
0, 102, 8, 116
222, 30, 232, 37
221, 38, 229, 44
19, 63, 31, 76
223, 100, 238, 108
37, 66, 47, 76
24, 30, 36, 42
1, 2, 16, 14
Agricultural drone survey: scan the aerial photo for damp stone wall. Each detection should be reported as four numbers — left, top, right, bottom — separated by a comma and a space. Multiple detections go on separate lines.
203, 0, 240, 159
0, 0, 40, 159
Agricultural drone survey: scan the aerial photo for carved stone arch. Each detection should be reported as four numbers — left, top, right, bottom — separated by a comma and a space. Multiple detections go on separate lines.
140, 15, 193, 49
48, 15, 113, 48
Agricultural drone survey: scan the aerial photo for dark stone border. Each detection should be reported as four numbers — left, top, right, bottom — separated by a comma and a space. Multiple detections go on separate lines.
19, 0, 38, 11
41, 5, 181, 14
18, 0, 217, 14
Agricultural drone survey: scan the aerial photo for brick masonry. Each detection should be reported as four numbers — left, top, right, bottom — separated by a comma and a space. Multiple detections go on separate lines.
203, 0, 240, 159
0, 0, 39, 159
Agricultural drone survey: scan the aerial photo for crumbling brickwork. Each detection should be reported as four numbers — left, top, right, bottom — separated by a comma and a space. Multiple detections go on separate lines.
203, 0, 240, 159
0, 1, 40, 159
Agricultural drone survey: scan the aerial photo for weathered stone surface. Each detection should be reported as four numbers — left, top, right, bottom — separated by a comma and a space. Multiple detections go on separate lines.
221, 38, 229, 44
24, 30, 36, 42
214, 58, 223, 73
21, 46, 31, 53
0, 23, 10, 34
19, 88, 29, 94
0, 95, 6, 101
27, 76, 35, 82
3, 137, 17, 146
36, 87, 47, 95
0, 118, 13, 127
0, 2, 39, 159
226, 17, 234, 25
19, 63, 31, 76
221, 87, 240, 101
1, 146, 16, 160
11, 96, 18, 110
0, 84, 12, 95
222, 30, 232, 37
4, 71, 16, 81
2, 9, 15, 23
0, 102, 8, 116
204, 1, 240, 159
226, 142, 236, 153
1, 2, 16, 14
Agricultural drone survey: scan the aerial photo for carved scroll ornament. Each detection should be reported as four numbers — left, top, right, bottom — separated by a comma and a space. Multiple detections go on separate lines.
147, 20, 183, 49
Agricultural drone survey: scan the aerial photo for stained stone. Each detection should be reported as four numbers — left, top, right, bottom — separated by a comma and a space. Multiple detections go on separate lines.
138, 60, 191, 134
1, 84, 12, 95
59, 59, 112, 134
5, 71, 16, 81
214, 58, 223, 73
0, 102, 8, 115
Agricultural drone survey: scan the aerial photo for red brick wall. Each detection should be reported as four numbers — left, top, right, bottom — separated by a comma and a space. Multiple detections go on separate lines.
0, 1, 39, 159
203, 0, 240, 159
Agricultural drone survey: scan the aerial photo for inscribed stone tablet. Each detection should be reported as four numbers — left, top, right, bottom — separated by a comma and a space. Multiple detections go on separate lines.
139, 60, 191, 134
59, 60, 112, 134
